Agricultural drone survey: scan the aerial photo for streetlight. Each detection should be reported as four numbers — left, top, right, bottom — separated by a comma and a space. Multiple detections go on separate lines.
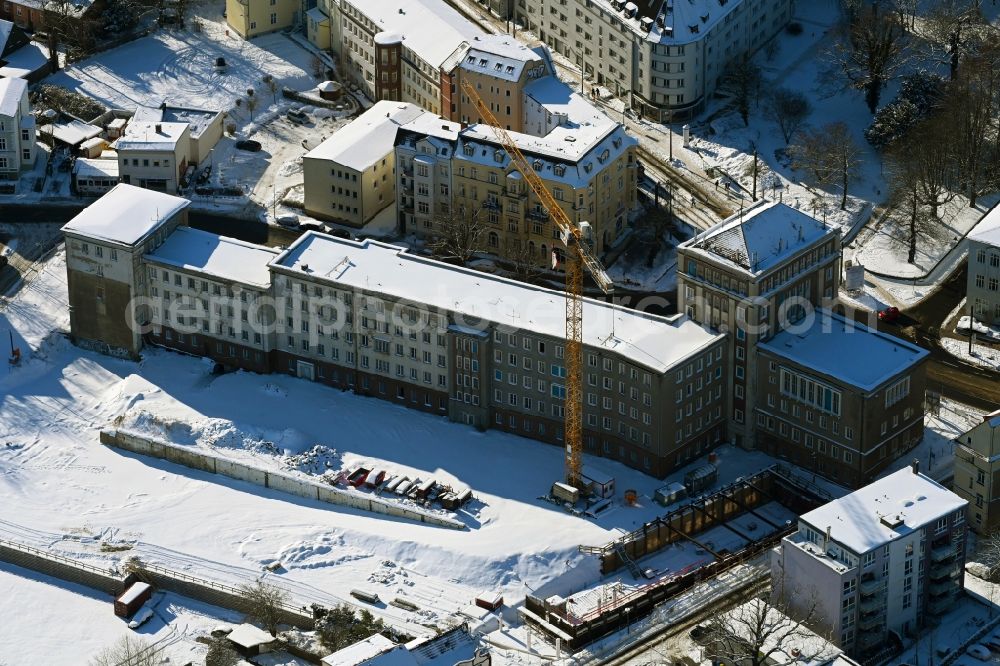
271, 183, 277, 220
624, 606, 633, 635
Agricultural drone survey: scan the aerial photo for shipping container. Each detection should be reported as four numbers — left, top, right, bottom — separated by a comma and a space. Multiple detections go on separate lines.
115, 582, 152, 618
350, 589, 380, 604
684, 464, 718, 494
415, 479, 436, 499
551, 482, 580, 504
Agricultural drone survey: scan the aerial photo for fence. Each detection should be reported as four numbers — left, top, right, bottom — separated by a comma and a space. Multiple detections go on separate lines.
0, 538, 124, 595
100, 428, 466, 530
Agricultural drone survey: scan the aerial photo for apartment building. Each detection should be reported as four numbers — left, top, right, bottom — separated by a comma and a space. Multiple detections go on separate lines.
115, 121, 191, 193
225, 0, 299, 38
966, 204, 1000, 326
953, 409, 1000, 534
306, 94, 638, 262
267, 232, 728, 477
302, 102, 455, 226
443, 113, 636, 263
775, 465, 967, 659
677, 202, 842, 449
132, 105, 224, 165
65, 186, 726, 477
62, 184, 191, 357
0, 76, 35, 180
514, 0, 794, 120
320, 0, 479, 115
755, 311, 928, 489
440, 34, 551, 132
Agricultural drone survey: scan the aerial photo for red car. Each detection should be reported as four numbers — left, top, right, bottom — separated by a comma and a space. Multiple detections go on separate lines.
878, 307, 900, 323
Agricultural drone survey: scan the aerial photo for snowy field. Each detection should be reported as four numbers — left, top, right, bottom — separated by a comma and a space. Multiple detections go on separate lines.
48, 28, 316, 112
0, 561, 240, 664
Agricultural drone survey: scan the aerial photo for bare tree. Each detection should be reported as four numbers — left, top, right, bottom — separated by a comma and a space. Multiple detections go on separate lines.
90, 634, 160, 666
427, 206, 486, 265
263, 74, 280, 106
979, 529, 1000, 583
886, 150, 933, 264
906, 116, 960, 220
43, 0, 98, 69
205, 635, 241, 666
924, 0, 987, 80
789, 122, 864, 210
246, 94, 259, 123
719, 57, 762, 126
501, 238, 541, 282
765, 87, 813, 144
701, 594, 827, 666
835, 10, 909, 113
238, 580, 289, 637
944, 39, 1000, 207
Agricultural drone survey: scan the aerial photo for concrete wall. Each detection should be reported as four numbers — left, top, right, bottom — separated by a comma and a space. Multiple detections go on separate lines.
101, 429, 465, 530
0, 541, 124, 595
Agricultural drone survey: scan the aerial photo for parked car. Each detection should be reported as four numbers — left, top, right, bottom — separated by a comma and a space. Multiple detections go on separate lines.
878, 306, 900, 323
299, 221, 324, 232
235, 139, 262, 152
196, 165, 212, 184
328, 228, 352, 239
276, 213, 300, 228
967, 644, 992, 661
286, 108, 309, 124
194, 186, 214, 196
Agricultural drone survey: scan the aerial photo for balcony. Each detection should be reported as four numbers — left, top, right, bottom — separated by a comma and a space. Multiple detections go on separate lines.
931, 544, 956, 563
928, 594, 956, 616
858, 613, 884, 631
929, 579, 957, 597
859, 578, 884, 596
527, 208, 550, 221
858, 630, 885, 650
483, 199, 502, 212
859, 597, 884, 615
930, 560, 959, 581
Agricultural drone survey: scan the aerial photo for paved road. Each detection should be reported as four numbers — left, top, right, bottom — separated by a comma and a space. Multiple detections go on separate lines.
869, 262, 1000, 411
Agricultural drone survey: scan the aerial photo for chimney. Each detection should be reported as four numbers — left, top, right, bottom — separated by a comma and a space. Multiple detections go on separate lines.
911, 459, 920, 474
155, 123, 162, 134
824, 525, 831, 551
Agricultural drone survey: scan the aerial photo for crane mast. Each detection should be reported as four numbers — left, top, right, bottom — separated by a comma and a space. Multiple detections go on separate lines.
460, 82, 614, 489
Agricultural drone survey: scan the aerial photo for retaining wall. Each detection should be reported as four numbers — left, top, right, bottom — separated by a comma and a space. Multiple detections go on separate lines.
100, 428, 465, 530
0, 540, 124, 596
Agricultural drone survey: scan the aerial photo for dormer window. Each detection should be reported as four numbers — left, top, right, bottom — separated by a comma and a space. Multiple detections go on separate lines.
479, 58, 488, 67
532, 160, 543, 172
494, 150, 505, 163
553, 164, 566, 176
463, 144, 474, 156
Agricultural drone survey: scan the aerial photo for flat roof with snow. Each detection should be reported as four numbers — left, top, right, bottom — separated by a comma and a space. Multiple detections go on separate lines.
116, 121, 188, 151
758, 311, 927, 392
968, 202, 1000, 248
321, 633, 397, 666
73, 158, 120, 179
146, 227, 279, 289
799, 467, 967, 555
271, 234, 723, 373
61, 184, 190, 247
343, 0, 480, 69
681, 202, 834, 276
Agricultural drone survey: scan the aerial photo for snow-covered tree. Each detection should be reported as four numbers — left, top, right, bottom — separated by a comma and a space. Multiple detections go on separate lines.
765, 87, 812, 144
790, 122, 863, 210
835, 9, 909, 113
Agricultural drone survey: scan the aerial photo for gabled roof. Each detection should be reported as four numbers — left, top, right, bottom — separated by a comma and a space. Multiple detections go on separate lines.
681, 202, 834, 276
0, 76, 27, 118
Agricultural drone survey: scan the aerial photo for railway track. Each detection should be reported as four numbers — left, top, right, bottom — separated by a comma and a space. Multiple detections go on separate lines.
635, 146, 733, 232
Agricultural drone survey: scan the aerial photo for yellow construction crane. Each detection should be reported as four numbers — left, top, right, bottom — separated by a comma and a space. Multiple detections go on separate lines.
461, 82, 614, 489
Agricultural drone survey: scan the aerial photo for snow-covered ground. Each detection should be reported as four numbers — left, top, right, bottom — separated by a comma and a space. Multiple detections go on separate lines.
0, 560, 239, 665
942, 338, 1000, 372
48, 28, 316, 112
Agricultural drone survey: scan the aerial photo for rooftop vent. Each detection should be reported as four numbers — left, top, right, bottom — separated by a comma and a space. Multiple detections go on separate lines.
880, 514, 904, 529
155, 123, 162, 133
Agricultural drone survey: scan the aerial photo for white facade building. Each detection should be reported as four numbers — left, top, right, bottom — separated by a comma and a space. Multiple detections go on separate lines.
0, 76, 34, 180
515, 0, 795, 120
774, 465, 967, 659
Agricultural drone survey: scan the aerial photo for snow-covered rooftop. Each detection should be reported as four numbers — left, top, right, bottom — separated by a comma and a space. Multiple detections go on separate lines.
343, 0, 481, 69
73, 158, 120, 179
458, 34, 545, 82
0, 76, 26, 117
61, 184, 190, 247
682, 202, 834, 276
968, 202, 1000, 248
115, 121, 188, 151
799, 467, 967, 555
305, 101, 458, 171
321, 634, 397, 666
271, 234, 723, 373
0, 40, 47, 79
758, 310, 927, 392
588, 0, 747, 45
50, 119, 102, 146
146, 227, 279, 289
134, 105, 221, 139
0, 19, 11, 54
226, 622, 276, 649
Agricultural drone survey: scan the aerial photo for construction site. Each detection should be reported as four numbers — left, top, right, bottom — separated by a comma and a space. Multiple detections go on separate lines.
519, 465, 835, 650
